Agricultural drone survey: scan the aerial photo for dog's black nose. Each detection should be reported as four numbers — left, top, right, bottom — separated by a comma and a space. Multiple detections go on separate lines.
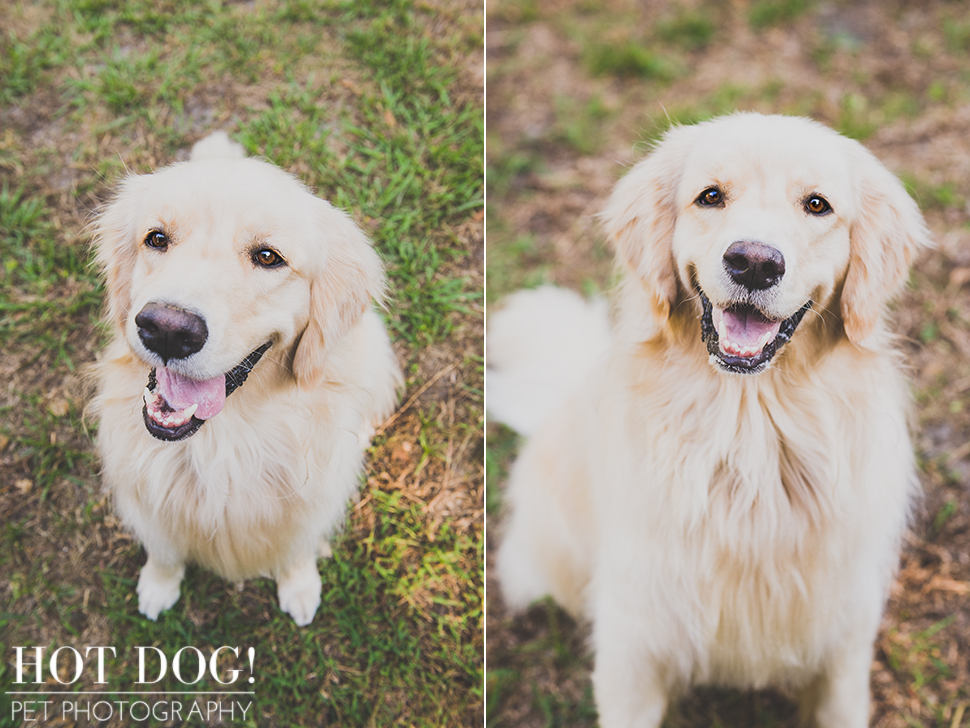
723, 241, 786, 290
135, 303, 208, 363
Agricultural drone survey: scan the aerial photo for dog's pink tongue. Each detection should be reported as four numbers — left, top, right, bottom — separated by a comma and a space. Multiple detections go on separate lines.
156, 367, 226, 420
713, 306, 782, 356
722, 308, 780, 346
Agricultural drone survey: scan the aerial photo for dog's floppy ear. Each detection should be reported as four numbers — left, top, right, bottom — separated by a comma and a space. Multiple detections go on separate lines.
91, 175, 151, 332
841, 148, 932, 345
600, 124, 697, 326
292, 202, 386, 389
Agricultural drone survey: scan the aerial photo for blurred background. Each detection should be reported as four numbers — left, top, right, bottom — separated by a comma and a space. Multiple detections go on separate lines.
486, 1, 970, 726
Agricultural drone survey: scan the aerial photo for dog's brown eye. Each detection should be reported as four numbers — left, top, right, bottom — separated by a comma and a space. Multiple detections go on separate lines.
696, 187, 723, 207
253, 248, 285, 268
144, 230, 169, 250
805, 195, 832, 215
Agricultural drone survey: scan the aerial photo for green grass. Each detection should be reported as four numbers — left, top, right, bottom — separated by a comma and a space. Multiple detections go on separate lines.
929, 500, 957, 538
552, 93, 613, 155
0, 398, 92, 500
943, 18, 970, 52
67, 484, 481, 726
483, 229, 549, 301
900, 173, 966, 212
634, 84, 761, 146
485, 139, 543, 200
0, 184, 101, 358
883, 616, 958, 721
0, 1, 482, 726
233, 3, 483, 345
492, 0, 540, 24
0, 26, 69, 102
584, 41, 679, 80
485, 425, 519, 514
657, 6, 718, 51
748, 0, 811, 29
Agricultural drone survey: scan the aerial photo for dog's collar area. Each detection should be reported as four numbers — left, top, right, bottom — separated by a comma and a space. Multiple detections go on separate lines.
699, 292, 810, 374
142, 341, 273, 442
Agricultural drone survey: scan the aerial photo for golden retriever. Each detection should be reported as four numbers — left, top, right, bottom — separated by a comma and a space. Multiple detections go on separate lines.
489, 113, 931, 726
90, 132, 400, 626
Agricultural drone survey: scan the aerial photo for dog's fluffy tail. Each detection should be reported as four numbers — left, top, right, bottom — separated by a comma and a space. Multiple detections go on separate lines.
487, 286, 611, 436
190, 131, 245, 161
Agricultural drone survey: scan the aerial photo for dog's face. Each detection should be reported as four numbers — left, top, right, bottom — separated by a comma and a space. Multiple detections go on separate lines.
604, 113, 931, 374
671, 119, 855, 373
94, 157, 383, 441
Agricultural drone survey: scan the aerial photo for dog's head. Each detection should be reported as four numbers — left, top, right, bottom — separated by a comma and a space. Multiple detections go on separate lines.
93, 153, 384, 441
603, 113, 931, 374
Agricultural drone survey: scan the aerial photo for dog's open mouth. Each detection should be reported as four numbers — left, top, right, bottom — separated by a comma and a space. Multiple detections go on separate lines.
699, 293, 810, 374
141, 342, 272, 441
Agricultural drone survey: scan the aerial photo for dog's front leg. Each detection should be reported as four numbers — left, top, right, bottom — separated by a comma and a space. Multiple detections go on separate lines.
276, 553, 322, 627
592, 609, 671, 728
798, 637, 873, 728
592, 649, 669, 728
137, 555, 185, 620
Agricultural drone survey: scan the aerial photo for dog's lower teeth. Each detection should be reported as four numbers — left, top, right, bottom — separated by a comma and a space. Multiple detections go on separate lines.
148, 407, 185, 428
723, 342, 759, 357
145, 387, 200, 429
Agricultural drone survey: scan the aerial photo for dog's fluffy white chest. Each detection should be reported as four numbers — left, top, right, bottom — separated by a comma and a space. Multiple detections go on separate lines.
98, 386, 363, 580
593, 353, 915, 689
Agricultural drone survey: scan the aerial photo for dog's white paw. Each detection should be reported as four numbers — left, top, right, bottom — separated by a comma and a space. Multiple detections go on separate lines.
277, 560, 322, 627
137, 559, 184, 620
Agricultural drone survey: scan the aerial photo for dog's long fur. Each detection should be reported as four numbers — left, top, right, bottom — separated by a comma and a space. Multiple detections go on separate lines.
490, 114, 931, 726
90, 133, 400, 626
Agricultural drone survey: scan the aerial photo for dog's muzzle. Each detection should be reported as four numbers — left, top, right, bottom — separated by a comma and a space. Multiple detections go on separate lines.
700, 292, 810, 375
141, 342, 272, 442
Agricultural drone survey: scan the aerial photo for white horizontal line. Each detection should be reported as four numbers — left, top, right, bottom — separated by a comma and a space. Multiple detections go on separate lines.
5, 692, 255, 695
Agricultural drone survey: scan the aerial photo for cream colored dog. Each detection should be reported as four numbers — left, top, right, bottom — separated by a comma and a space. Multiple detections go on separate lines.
490, 113, 930, 726
90, 133, 400, 626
